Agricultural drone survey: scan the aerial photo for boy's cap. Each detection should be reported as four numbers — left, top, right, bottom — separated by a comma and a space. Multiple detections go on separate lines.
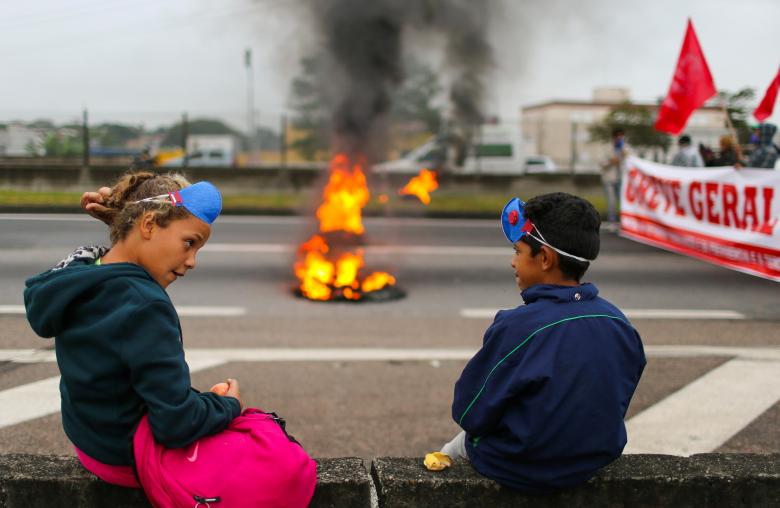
501, 197, 533, 244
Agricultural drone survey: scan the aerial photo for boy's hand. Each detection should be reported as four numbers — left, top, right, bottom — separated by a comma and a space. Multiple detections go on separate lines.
80, 187, 113, 225
225, 378, 243, 409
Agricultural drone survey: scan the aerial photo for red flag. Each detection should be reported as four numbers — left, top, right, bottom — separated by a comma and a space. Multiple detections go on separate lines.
754, 66, 780, 122
655, 19, 717, 135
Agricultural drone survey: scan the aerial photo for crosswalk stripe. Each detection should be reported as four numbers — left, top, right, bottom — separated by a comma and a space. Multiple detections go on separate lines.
624, 358, 780, 456
460, 308, 747, 320
1, 346, 778, 364
0, 359, 227, 430
2, 346, 778, 455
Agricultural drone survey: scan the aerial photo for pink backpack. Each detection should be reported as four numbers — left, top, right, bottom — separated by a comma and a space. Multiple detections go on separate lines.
133, 408, 317, 508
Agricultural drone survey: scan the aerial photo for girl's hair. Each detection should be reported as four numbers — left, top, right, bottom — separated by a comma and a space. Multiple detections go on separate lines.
105, 171, 192, 244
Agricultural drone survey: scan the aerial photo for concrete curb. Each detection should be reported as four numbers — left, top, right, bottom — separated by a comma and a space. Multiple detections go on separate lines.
3, 453, 777, 507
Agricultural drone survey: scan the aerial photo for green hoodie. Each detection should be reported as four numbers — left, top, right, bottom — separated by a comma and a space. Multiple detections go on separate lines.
24, 252, 240, 465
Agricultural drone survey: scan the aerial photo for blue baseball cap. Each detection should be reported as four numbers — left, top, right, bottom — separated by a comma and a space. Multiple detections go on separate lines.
137, 181, 222, 225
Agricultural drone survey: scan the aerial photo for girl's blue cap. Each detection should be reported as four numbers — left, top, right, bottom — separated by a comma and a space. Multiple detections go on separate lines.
501, 197, 530, 244
173, 181, 222, 225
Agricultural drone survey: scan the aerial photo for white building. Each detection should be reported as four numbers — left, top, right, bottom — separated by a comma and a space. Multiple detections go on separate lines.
0, 123, 45, 156
522, 87, 729, 172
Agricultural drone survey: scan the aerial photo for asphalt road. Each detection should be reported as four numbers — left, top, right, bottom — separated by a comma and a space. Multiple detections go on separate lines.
0, 213, 778, 461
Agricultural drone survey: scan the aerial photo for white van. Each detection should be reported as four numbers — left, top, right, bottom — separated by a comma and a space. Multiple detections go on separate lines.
374, 123, 524, 175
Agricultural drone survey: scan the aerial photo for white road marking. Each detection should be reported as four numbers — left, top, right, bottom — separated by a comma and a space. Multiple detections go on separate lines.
2, 346, 777, 364
0, 358, 227, 430
1, 345, 778, 450
0, 305, 245, 317
624, 358, 780, 456
202, 243, 508, 256
460, 308, 747, 320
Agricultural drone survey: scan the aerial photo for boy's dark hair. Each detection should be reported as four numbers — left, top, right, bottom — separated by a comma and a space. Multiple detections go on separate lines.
520, 193, 600, 282
612, 128, 625, 137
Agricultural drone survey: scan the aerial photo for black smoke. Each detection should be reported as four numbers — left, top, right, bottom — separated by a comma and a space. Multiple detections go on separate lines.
304, 0, 494, 157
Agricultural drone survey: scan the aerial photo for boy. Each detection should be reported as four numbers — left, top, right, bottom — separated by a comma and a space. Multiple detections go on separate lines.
426, 192, 646, 494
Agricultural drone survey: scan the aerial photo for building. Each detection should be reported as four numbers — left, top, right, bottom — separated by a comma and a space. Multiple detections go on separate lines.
0, 122, 46, 156
521, 87, 729, 172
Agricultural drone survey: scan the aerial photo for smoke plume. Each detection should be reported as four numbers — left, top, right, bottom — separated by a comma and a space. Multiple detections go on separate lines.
304, 0, 494, 156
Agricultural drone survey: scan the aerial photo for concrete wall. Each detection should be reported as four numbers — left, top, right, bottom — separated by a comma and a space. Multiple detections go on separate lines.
1, 453, 778, 507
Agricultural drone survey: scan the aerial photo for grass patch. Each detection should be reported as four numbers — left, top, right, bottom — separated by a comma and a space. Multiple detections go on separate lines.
0, 188, 608, 215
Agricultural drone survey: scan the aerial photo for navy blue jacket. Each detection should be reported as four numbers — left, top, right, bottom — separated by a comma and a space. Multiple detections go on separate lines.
453, 283, 645, 493
24, 253, 240, 465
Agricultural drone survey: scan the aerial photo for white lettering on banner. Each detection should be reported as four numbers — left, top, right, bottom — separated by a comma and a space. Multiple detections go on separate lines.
621, 158, 780, 281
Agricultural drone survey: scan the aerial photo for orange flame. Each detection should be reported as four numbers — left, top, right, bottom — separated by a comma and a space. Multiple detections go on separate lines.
399, 168, 438, 205
316, 153, 369, 235
295, 154, 396, 301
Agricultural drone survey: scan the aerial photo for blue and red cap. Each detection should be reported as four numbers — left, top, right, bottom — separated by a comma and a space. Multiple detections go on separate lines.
501, 197, 534, 244
500, 197, 594, 262
136, 181, 222, 225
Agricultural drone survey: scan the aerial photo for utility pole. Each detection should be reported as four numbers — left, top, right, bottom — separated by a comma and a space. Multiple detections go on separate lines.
181, 112, 189, 168
280, 114, 287, 168
245, 48, 255, 153
82, 108, 90, 168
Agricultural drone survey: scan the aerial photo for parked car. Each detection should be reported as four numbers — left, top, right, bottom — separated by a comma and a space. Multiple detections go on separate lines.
524, 155, 558, 174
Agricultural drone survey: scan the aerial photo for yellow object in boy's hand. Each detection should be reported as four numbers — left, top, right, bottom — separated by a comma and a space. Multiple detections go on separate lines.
210, 382, 229, 396
424, 452, 452, 471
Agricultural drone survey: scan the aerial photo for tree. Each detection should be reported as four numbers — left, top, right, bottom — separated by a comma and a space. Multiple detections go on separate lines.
286, 54, 444, 160
160, 118, 243, 148
93, 123, 144, 147
287, 54, 331, 160
589, 102, 672, 156
716, 87, 755, 144
390, 58, 443, 133
42, 131, 83, 157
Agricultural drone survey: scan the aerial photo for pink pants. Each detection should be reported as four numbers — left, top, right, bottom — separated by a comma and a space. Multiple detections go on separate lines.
74, 446, 140, 488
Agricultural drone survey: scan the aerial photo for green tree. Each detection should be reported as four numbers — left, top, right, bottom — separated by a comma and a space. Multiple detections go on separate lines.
160, 118, 243, 148
287, 54, 444, 160
390, 58, 443, 133
288, 54, 331, 160
589, 102, 672, 156
716, 87, 755, 144
93, 123, 144, 147
42, 131, 83, 157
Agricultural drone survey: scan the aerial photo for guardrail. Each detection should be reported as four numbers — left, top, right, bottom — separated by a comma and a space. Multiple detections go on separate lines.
1, 453, 778, 507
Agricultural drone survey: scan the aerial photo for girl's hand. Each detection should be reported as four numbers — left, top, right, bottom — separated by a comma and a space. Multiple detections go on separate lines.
80, 187, 113, 225
225, 378, 243, 409
209, 382, 229, 396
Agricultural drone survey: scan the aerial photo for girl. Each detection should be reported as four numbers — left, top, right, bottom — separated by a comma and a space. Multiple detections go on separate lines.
25, 172, 315, 506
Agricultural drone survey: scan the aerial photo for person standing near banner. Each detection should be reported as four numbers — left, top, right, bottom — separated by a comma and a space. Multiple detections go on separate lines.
600, 128, 628, 228
748, 123, 779, 169
671, 134, 705, 167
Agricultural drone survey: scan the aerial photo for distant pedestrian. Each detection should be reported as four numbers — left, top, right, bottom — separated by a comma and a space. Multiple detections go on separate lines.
599, 128, 628, 226
671, 134, 704, 167
424, 193, 646, 494
711, 135, 744, 168
748, 123, 779, 169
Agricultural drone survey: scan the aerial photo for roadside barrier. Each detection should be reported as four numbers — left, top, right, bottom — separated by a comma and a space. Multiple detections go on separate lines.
1, 453, 778, 507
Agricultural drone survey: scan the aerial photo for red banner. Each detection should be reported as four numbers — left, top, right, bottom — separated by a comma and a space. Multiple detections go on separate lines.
655, 19, 717, 135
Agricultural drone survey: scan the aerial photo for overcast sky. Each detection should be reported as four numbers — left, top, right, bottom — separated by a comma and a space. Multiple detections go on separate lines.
2, 0, 779, 130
